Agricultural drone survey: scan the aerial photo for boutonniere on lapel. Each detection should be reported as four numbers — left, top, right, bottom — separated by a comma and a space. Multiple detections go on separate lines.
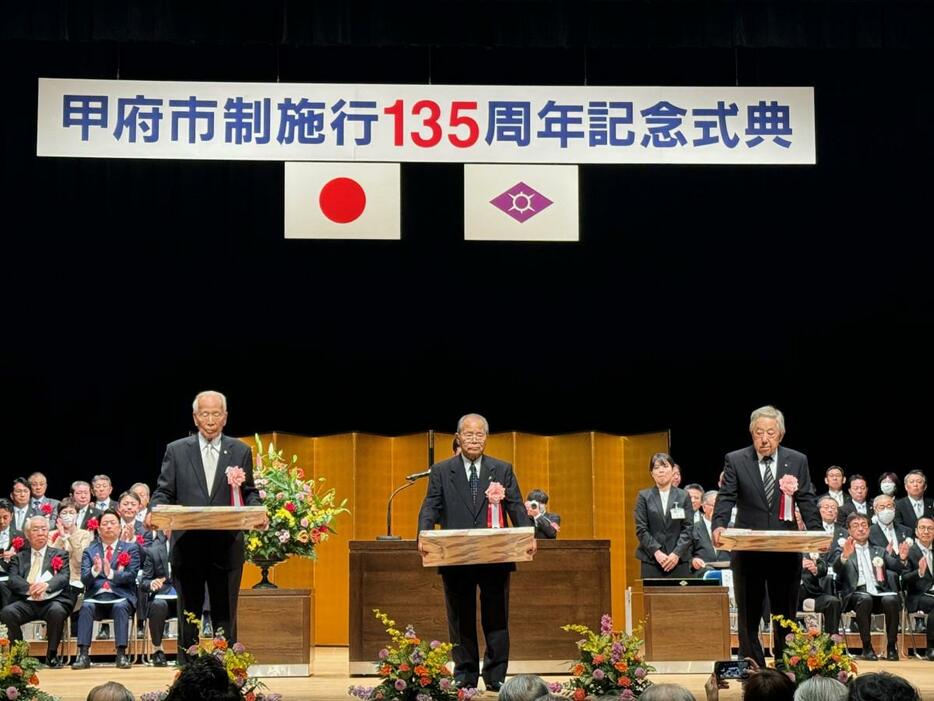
485, 482, 506, 528
11, 536, 24, 552
86, 517, 99, 532
116, 550, 131, 571
135, 534, 146, 546
871, 556, 885, 583
40, 503, 53, 516
50, 554, 64, 574
777, 474, 798, 522
226, 466, 246, 507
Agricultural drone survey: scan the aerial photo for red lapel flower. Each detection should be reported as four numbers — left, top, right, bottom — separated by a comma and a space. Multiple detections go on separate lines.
117, 550, 131, 568
50, 555, 64, 574
86, 517, 99, 531
136, 534, 145, 545
11, 536, 24, 551
40, 503, 53, 516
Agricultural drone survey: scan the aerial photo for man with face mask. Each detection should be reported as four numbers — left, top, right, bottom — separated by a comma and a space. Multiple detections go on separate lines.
896, 470, 934, 530
838, 475, 873, 526
870, 495, 913, 552
901, 516, 934, 660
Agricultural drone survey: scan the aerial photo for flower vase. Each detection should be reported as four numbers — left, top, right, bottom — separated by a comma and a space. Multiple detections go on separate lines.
251, 557, 285, 589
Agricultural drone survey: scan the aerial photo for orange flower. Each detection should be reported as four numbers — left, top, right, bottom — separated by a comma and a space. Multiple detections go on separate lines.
246, 693, 256, 701
789, 656, 800, 665
9, 665, 22, 675
807, 657, 820, 670
414, 666, 430, 677
831, 654, 841, 662
573, 689, 586, 701
808, 628, 820, 638
379, 664, 392, 676
572, 664, 585, 677
30, 675, 39, 685
420, 677, 432, 687
618, 677, 632, 688
214, 639, 228, 650
593, 654, 605, 664
399, 663, 410, 672
0, 638, 8, 647
615, 662, 629, 673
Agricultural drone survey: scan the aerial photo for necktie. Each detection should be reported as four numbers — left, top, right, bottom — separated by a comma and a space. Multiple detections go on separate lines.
916, 501, 924, 518
204, 443, 218, 491
32, 499, 41, 511
469, 462, 479, 504
27, 550, 43, 584
97, 501, 107, 510
762, 455, 775, 509
858, 547, 878, 594
103, 544, 113, 589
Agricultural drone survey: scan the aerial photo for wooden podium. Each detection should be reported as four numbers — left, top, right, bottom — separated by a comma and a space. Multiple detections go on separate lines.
149, 504, 267, 530
643, 581, 731, 671
418, 527, 535, 566
238, 588, 314, 677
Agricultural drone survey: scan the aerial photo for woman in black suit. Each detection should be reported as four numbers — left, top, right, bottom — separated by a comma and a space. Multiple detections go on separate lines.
634, 452, 695, 578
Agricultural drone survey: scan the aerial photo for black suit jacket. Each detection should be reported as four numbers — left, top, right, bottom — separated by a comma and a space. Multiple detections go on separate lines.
533, 512, 560, 539
139, 532, 174, 621
417, 454, 532, 572
6, 545, 74, 607
634, 486, 694, 563
150, 434, 261, 569
800, 548, 837, 597
837, 500, 874, 526
894, 496, 934, 530
76, 506, 102, 531
869, 523, 913, 550
832, 544, 903, 598
713, 445, 821, 532
692, 518, 727, 565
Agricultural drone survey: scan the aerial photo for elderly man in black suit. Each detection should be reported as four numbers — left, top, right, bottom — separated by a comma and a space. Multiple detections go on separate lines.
635, 452, 695, 578
27, 472, 59, 520
712, 405, 821, 667
417, 413, 535, 692
692, 490, 728, 574
147, 390, 267, 661
870, 494, 913, 551
901, 515, 934, 660
0, 515, 74, 668
895, 470, 934, 531
140, 530, 175, 667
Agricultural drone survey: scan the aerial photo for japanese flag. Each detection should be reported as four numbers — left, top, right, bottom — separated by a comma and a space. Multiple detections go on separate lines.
284, 162, 400, 239
464, 164, 579, 242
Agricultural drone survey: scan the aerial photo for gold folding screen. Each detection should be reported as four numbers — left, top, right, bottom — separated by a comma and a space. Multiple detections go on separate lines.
240, 430, 666, 645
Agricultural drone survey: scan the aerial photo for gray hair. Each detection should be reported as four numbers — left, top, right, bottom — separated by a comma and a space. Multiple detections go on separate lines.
193, 390, 228, 413
456, 413, 490, 434
496, 675, 548, 701
818, 495, 840, 508
71, 480, 90, 491
92, 474, 111, 486
130, 482, 151, 497
86, 681, 135, 701
749, 405, 786, 434
904, 469, 927, 487
640, 684, 696, 701
872, 493, 895, 509
793, 676, 848, 701
25, 515, 50, 532
702, 490, 718, 505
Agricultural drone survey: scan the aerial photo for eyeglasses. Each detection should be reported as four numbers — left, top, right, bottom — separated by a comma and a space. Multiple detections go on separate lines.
459, 432, 487, 440
197, 411, 225, 419
918, 525, 934, 532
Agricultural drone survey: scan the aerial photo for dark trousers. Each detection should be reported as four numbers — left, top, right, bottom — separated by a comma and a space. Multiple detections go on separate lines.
732, 550, 801, 666
912, 596, 934, 644
843, 591, 901, 650
148, 597, 178, 646
77, 599, 134, 647
798, 591, 842, 635
0, 599, 70, 657
640, 560, 691, 579
174, 558, 242, 653
440, 565, 511, 687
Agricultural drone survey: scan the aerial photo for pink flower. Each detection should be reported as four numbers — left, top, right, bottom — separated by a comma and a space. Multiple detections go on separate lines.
275, 492, 286, 500
284, 502, 295, 513
485, 482, 506, 505
227, 466, 246, 488
259, 490, 267, 499
6, 687, 19, 700
300, 518, 309, 528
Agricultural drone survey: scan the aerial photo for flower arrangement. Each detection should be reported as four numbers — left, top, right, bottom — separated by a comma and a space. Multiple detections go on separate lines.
773, 615, 856, 685
347, 609, 478, 701
561, 614, 654, 700
0, 626, 57, 701
140, 613, 279, 701
245, 435, 349, 564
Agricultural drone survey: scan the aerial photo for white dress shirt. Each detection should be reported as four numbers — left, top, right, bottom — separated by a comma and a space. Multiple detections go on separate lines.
854, 543, 879, 595
658, 487, 670, 514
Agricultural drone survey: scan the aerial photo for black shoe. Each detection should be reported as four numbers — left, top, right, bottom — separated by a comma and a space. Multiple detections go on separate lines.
45, 656, 63, 669
485, 682, 503, 692
152, 650, 167, 667
886, 647, 899, 661
115, 653, 132, 669
926, 648, 934, 661
859, 649, 877, 661
71, 653, 91, 670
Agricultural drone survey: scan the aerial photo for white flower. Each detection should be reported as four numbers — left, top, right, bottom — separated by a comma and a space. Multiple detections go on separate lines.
906, 538, 914, 545
837, 537, 847, 547
872, 556, 884, 568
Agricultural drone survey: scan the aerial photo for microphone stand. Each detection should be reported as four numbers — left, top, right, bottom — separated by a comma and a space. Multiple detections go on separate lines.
376, 480, 417, 541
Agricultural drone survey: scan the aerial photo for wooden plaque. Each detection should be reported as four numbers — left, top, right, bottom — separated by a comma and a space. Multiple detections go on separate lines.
418, 527, 535, 566
719, 529, 832, 552
150, 505, 267, 530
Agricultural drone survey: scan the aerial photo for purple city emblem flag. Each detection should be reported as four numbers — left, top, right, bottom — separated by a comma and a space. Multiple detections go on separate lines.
489, 181, 554, 223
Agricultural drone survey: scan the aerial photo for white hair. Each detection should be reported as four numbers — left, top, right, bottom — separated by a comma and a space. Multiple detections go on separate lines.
456, 413, 490, 434
749, 405, 786, 434
872, 493, 895, 509
702, 490, 718, 505
192, 390, 228, 413
640, 684, 696, 701
25, 515, 50, 532
793, 676, 848, 701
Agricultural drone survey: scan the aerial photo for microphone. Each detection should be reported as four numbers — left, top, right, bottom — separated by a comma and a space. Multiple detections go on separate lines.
406, 469, 431, 481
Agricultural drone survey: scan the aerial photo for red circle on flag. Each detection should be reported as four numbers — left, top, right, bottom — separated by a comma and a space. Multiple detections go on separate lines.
319, 177, 366, 223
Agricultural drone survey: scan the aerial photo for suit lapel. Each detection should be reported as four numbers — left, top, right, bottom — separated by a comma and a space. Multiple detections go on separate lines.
651, 486, 666, 523
449, 458, 474, 515
744, 447, 771, 510
187, 436, 211, 501
209, 437, 234, 501
476, 457, 493, 517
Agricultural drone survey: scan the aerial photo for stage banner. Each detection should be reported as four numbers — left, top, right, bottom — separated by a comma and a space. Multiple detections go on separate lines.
37, 78, 816, 164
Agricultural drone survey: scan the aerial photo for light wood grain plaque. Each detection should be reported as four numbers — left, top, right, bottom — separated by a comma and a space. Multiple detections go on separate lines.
719, 529, 832, 552
150, 505, 267, 531
418, 527, 535, 566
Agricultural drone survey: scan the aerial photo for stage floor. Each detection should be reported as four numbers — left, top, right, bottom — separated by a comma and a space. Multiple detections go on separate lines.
33, 647, 934, 700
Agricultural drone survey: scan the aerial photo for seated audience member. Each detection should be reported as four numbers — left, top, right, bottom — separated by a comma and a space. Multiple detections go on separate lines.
496, 674, 548, 701
0, 498, 14, 608
49, 497, 94, 582
838, 474, 872, 525
692, 490, 727, 574
833, 512, 906, 660
0, 515, 74, 667
848, 672, 922, 701
816, 496, 848, 542
900, 515, 934, 660
684, 483, 704, 523
140, 529, 176, 667
27, 472, 59, 519
878, 472, 899, 499
525, 489, 560, 539
117, 491, 152, 545
164, 655, 242, 701
71, 480, 102, 531
641, 683, 694, 701
671, 464, 681, 488
819, 465, 848, 507
895, 469, 934, 530
87, 682, 135, 701
92, 474, 116, 512
793, 676, 847, 701
72, 509, 140, 669
10, 478, 32, 533
869, 494, 912, 551
798, 536, 842, 635
130, 482, 151, 523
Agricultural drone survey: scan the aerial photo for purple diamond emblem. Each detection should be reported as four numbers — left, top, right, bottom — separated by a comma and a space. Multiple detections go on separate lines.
489, 182, 553, 223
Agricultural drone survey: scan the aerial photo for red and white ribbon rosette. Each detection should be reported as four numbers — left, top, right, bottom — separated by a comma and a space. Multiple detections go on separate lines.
778, 474, 798, 522
485, 482, 506, 529
872, 556, 886, 583
226, 466, 246, 506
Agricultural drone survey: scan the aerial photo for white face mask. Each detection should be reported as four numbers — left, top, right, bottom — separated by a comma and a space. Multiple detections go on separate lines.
59, 514, 76, 526
880, 481, 896, 496
877, 508, 896, 525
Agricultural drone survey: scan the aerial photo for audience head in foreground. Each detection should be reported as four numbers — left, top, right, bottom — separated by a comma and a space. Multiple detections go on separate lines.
86, 682, 134, 701
164, 655, 242, 701
640, 683, 695, 701
847, 672, 921, 701
793, 676, 848, 701
496, 675, 549, 701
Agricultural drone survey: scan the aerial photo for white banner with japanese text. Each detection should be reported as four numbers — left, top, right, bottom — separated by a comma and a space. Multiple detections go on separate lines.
37, 78, 816, 164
